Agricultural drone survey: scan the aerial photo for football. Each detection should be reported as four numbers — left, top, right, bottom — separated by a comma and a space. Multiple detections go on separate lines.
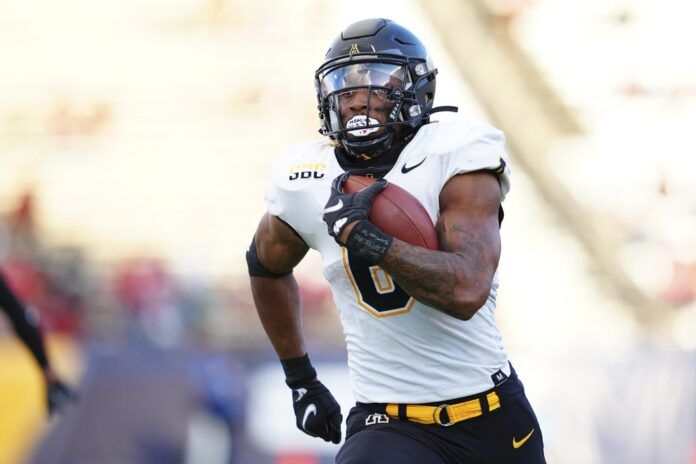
343, 175, 439, 250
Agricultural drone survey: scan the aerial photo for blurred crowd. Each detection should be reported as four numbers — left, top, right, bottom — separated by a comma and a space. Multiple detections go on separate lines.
0, 192, 87, 338
1, 1, 693, 462
0, 191, 339, 353
0, 190, 341, 463
483, 0, 696, 312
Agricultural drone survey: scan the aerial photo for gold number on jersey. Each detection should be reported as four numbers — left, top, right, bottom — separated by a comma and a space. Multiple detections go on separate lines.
369, 266, 395, 294
342, 248, 414, 318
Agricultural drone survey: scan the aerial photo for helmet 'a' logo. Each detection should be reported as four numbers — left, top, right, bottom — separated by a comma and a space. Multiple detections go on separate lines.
350, 43, 359, 54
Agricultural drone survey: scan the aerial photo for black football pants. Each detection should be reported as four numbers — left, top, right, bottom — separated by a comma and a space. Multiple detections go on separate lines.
335, 366, 546, 464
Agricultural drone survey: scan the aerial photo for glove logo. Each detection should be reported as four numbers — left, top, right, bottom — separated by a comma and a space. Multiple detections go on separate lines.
323, 199, 344, 214
302, 403, 318, 432
293, 387, 308, 402
333, 218, 347, 236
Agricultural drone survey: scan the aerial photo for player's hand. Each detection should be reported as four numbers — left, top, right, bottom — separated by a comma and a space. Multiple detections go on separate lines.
45, 373, 76, 415
290, 379, 342, 444
323, 172, 387, 245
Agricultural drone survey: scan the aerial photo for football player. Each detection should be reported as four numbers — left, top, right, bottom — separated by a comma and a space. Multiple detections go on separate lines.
248, 18, 546, 463
0, 271, 74, 415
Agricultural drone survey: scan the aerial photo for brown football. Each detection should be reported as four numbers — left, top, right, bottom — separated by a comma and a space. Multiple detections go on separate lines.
343, 175, 439, 250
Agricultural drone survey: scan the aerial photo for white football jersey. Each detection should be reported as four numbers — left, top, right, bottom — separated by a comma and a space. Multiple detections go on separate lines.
266, 119, 512, 403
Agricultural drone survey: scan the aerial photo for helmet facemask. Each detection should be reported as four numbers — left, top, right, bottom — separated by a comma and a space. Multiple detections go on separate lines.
316, 56, 435, 161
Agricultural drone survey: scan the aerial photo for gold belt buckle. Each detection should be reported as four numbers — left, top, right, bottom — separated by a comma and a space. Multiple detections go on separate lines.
433, 404, 454, 427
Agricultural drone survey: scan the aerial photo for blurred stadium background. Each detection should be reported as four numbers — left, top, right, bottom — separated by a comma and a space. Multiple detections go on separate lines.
0, 0, 694, 462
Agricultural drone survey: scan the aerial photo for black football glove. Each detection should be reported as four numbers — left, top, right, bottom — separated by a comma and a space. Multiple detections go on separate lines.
322, 172, 387, 245
281, 354, 342, 444
291, 379, 342, 444
46, 378, 76, 415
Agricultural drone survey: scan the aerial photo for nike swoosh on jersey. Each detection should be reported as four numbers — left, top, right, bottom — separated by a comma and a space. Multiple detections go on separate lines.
323, 199, 344, 213
512, 428, 535, 449
401, 157, 426, 174
302, 404, 318, 432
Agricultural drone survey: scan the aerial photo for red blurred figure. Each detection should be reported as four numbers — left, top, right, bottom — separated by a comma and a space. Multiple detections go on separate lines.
276, 452, 320, 464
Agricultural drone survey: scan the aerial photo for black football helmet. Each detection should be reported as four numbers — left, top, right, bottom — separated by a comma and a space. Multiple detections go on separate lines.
315, 18, 454, 161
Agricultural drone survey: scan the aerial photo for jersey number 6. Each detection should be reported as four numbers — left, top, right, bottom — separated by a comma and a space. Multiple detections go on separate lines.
342, 249, 414, 317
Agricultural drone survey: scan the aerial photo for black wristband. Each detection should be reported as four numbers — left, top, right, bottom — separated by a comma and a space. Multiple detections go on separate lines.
345, 221, 394, 265
280, 354, 317, 389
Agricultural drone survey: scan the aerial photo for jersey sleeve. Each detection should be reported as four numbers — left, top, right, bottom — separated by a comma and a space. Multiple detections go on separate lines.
442, 122, 511, 201
265, 170, 308, 245
265, 147, 301, 232
264, 142, 330, 247
265, 159, 285, 219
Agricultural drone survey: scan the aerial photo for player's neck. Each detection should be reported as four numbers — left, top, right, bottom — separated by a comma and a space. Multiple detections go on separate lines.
335, 131, 415, 178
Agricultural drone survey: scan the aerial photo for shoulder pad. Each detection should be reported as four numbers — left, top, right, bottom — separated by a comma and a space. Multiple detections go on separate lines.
413, 119, 505, 156
265, 140, 335, 245
269, 141, 334, 190
412, 119, 511, 200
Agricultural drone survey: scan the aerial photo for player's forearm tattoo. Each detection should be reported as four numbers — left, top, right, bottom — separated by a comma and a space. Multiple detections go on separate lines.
379, 222, 498, 319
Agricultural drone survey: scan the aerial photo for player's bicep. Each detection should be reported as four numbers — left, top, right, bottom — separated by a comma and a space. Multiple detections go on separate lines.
436, 171, 502, 266
254, 213, 309, 274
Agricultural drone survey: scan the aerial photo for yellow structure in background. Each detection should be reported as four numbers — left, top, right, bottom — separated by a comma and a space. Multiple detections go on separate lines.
0, 336, 81, 464
0, 338, 45, 464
